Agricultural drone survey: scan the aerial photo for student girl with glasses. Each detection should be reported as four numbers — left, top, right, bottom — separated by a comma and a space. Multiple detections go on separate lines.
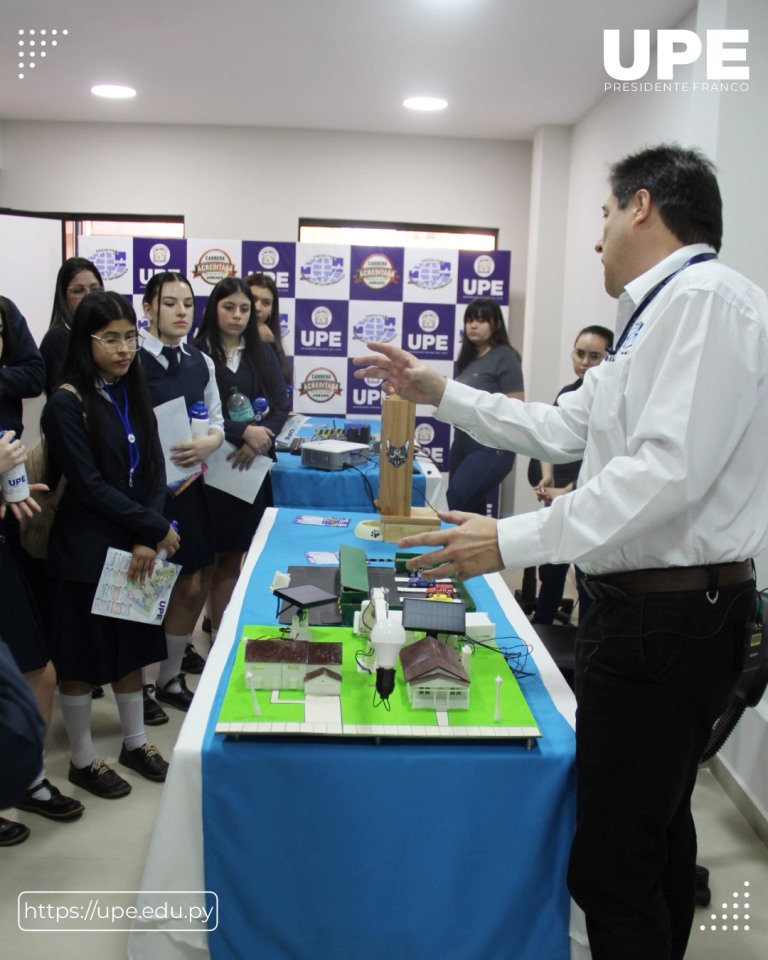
530, 324, 614, 625
40, 291, 179, 799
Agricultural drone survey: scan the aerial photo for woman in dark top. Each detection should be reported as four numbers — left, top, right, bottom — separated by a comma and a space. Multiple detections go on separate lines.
39, 258, 104, 395
245, 272, 293, 389
447, 298, 524, 515
0, 296, 82, 843
530, 324, 614, 625
139, 272, 224, 710
42, 292, 179, 799
195, 277, 289, 640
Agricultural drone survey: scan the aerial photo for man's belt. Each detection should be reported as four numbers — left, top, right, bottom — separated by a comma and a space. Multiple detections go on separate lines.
582, 561, 753, 601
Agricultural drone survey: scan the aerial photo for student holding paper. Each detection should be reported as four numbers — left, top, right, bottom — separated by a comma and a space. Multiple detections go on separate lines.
41, 292, 179, 799
195, 278, 288, 641
139, 272, 224, 713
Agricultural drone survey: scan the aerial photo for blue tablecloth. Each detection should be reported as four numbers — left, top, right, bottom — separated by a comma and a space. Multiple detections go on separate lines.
201, 509, 576, 960
271, 452, 427, 511
271, 415, 427, 511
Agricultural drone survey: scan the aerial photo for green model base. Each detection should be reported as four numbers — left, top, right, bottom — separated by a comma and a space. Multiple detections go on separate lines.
215, 626, 540, 742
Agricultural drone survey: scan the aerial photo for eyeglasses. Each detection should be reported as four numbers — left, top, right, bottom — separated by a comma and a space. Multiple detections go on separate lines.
572, 348, 606, 365
68, 284, 104, 298
91, 334, 141, 352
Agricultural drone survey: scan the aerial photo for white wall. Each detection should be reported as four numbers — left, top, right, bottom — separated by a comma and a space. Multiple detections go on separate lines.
0, 121, 532, 349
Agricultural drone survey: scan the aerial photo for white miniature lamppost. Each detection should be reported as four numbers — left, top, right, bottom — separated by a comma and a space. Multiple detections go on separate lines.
369, 588, 406, 702
494, 675, 503, 722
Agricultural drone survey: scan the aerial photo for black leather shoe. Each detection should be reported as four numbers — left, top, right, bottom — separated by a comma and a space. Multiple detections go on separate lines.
0, 816, 30, 846
91, 684, 105, 699
155, 674, 194, 712
143, 684, 169, 726
201, 616, 212, 635
16, 779, 85, 821
68, 760, 132, 799
181, 643, 206, 675
119, 743, 169, 782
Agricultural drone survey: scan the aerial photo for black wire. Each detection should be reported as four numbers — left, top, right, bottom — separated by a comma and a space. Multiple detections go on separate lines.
355, 649, 373, 673
344, 460, 378, 510
457, 632, 535, 679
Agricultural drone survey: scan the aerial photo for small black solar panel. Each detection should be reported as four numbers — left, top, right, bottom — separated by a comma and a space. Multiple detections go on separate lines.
401, 597, 466, 635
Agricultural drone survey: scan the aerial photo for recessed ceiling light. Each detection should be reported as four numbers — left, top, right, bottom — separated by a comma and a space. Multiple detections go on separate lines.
91, 84, 136, 99
403, 96, 448, 112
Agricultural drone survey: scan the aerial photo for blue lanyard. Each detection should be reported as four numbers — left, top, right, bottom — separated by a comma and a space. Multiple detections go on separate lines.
611, 252, 717, 356
101, 379, 140, 487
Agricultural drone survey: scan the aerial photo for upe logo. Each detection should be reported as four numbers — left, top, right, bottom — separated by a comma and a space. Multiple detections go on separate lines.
150, 243, 172, 266
604, 29, 749, 82
311, 307, 332, 329
258, 246, 279, 269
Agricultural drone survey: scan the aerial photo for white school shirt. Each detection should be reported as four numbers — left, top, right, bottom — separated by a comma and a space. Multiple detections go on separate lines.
436, 245, 768, 575
140, 331, 225, 436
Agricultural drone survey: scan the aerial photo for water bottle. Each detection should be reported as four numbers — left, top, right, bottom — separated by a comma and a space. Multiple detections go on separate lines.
0, 429, 30, 502
252, 397, 270, 422
189, 402, 209, 436
156, 521, 179, 562
227, 386, 255, 423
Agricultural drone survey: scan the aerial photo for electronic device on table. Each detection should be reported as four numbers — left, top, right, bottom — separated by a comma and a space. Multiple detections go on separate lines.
301, 439, 368, 471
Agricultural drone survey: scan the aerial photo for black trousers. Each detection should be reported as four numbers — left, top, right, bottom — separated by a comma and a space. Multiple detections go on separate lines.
567, 580, 754, 960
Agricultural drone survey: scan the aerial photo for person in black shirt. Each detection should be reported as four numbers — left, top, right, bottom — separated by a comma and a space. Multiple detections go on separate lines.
195, 278, 288, 640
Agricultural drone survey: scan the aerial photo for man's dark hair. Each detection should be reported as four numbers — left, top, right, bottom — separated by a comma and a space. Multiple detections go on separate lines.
609, 144, 722, 252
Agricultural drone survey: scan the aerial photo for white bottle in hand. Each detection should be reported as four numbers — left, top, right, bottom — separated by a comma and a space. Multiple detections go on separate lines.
189, 402, 210, 437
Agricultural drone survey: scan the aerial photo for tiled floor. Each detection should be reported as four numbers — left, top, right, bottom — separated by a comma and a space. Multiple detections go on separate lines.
2, 615, 767, 960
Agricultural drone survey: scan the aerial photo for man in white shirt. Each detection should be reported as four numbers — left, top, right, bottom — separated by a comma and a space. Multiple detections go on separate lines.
354, 144, 768, 960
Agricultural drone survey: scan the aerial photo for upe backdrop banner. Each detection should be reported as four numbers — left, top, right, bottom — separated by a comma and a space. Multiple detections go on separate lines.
78, 237, 512, 516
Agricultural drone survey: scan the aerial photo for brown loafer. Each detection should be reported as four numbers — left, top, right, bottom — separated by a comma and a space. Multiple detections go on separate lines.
118, 743, 169, 782
0, 816, 30, 847
155, 674, 194, 712
68, 760, 132, 799
16, 779, 85, 821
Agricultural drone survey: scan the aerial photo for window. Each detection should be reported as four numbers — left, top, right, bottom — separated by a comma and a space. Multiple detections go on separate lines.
71, 215, 184, 257
298, 218, 497, 251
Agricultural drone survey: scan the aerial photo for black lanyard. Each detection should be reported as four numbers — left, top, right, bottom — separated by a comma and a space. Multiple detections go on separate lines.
102, 380, 140, 487
611, 252, 717, 356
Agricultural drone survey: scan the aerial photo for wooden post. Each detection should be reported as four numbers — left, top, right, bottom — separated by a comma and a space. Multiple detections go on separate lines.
377, 395, 439, 541
378, 395, 415, 517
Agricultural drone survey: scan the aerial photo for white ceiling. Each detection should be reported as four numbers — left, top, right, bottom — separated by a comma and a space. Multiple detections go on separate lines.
1, 0, 695, 140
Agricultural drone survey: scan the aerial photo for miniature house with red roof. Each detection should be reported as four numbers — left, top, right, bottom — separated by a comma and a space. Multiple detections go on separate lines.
244, 639, 343, 695
399, 635, 470, 710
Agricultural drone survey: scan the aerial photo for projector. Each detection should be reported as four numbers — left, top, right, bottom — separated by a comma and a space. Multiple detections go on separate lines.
300, 439, 368, 471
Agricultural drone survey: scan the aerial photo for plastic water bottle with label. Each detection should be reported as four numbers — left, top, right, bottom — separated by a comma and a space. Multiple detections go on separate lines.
227, 386, 255, 423
189, 401, 209, 436
0, 429, 30, 502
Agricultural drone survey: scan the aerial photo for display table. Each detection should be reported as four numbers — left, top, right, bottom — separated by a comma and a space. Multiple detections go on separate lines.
270, 416, 431, 511
129, 508, 581, 960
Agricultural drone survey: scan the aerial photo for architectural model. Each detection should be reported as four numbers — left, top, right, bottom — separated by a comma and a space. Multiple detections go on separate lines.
244, 639, 343, 695
399, 635, 470, 710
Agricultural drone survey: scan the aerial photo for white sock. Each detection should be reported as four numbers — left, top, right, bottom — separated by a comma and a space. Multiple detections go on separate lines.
157, 632, 189, 691
114, 690, 147, 751
211, 629, 218, 645
27, 762, 51, 799
60, 693, 98, 769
